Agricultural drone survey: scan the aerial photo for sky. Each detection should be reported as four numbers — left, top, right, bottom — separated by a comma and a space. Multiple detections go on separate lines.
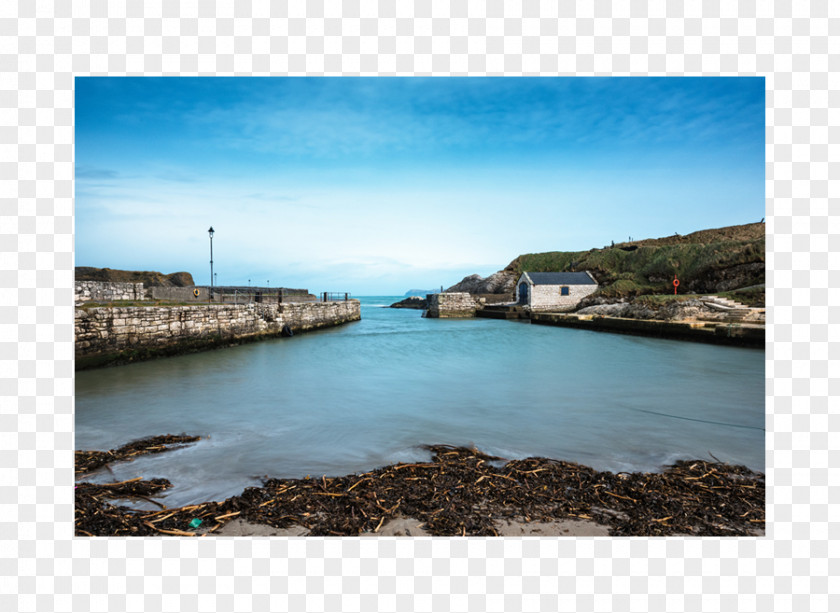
75, 77, 765, 295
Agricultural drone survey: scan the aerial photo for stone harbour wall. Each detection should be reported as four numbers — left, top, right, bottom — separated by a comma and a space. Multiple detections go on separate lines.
424, 292, 477, 318
530, 312, 764, 348
75, 281, 146, 305
75, 300, 361, 369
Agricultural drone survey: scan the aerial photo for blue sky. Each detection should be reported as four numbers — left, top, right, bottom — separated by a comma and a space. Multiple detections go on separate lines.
75, 77, 765, 295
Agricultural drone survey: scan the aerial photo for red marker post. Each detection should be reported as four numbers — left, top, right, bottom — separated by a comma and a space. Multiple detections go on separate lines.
673, 275, 680, 295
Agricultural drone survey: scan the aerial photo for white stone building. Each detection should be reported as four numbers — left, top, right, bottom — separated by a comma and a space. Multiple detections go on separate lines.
514, 271, 599, 311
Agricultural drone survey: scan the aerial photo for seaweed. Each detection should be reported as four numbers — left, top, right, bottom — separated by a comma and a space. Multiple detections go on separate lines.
75, 434, 202, 476
75, 440, 765, 537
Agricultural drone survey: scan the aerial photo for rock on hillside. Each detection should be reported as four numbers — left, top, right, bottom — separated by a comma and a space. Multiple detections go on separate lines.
445, 271, 517, 295
390, 296, 427, 309
75, 267, 195, 287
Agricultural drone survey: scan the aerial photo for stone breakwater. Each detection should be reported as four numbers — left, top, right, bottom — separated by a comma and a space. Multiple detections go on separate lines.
530, 312, 764, 348
424, 292, 477, 318
75, 300, 361, 369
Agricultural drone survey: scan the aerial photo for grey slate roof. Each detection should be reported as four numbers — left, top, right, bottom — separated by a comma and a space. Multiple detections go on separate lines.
523, 272, 597, 286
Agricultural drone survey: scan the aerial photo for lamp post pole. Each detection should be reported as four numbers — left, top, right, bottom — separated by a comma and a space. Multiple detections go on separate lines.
208, 226, 215, 295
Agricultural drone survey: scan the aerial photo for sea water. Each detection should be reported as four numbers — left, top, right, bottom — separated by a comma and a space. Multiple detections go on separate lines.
75, 296, 765, 507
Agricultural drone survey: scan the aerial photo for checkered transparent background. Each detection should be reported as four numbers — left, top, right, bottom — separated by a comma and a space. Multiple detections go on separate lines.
2, 1, 837, 612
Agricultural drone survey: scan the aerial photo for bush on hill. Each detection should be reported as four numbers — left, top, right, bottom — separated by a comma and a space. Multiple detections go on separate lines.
75, 267, 195, 287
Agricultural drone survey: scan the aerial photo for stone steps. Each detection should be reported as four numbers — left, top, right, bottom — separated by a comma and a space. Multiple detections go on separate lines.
699, 296, 757, 321
700, 295, 748, 308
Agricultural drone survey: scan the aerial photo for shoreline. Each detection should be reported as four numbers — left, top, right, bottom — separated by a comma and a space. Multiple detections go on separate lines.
75, 438, 765, 538
388, 294, 765, 348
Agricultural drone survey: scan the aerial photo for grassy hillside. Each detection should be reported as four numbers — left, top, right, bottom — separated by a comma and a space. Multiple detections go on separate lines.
75, 267, 195, 287
506, 222, 765, 299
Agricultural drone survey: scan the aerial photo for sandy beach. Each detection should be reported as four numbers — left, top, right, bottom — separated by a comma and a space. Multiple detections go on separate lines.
210, 516, 612, 537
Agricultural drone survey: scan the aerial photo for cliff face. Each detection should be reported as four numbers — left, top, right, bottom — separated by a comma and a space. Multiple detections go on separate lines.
75, 267, 195, 287
446, 222, 765, 302
445, 271, 517, 296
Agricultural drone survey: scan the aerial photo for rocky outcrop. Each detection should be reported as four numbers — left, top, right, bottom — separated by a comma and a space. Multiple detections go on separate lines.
684, 262, 766, 293
390, 296, 427, 309
576, 302, 658, 320
445, 271, 516, 296
75, 267, 195, 287
576, 298, 765, 323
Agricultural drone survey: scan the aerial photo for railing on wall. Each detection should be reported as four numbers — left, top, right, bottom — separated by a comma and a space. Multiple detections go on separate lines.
320, 292, 352, 302
205, 287, 314, 304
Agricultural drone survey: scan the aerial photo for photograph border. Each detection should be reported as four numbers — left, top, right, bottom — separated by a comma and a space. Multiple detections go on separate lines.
3, 3, 829, 612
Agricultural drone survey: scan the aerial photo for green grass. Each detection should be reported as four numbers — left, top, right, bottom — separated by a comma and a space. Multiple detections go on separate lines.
633, 294, 696, 307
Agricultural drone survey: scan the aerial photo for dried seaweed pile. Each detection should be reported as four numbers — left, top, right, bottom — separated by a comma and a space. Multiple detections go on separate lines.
75, 441, 764, 537
75, 434, 202, 476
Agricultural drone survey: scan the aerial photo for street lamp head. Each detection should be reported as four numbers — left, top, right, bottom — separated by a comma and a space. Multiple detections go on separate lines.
208, 226, 215, 238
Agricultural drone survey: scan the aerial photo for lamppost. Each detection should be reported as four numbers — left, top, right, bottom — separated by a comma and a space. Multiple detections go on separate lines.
208, 226, 215, 293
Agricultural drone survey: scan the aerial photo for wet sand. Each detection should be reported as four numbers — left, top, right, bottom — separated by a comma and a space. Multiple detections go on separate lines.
211, 516, 612, 537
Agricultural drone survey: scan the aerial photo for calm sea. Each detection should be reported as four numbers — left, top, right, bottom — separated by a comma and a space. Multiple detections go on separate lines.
75, 296, 765, 507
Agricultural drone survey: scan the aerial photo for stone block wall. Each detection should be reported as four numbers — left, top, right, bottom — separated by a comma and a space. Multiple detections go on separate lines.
75, 281, 146, 305
527, 283, 599, 312
147, 285, 317, 304
75, 300, 361, 368
279, 300, 360, 331
424, 292, 477, 318
76, 281, 319, 305
148, 286, 209, 302
473, 293, 513, 305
